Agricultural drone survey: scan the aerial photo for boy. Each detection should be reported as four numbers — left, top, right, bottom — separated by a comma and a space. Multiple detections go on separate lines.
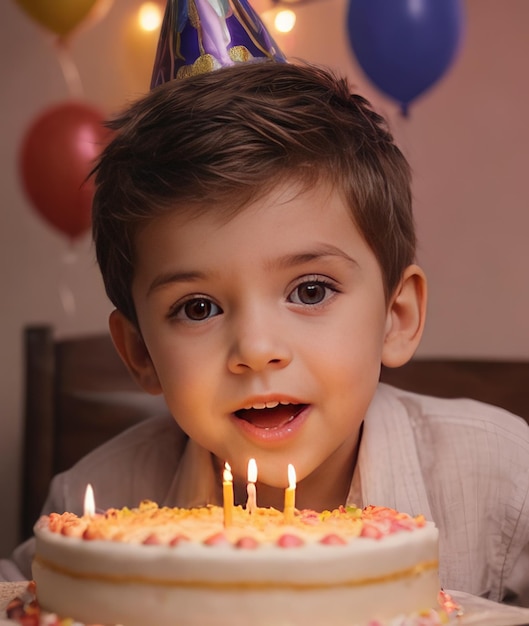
4, 62, 529, 607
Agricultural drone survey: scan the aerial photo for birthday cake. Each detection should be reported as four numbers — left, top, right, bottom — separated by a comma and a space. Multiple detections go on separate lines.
32, 501, 442, 626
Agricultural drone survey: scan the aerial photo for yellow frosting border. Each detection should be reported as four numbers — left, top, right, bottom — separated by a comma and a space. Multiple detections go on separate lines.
34, 555, 438, 591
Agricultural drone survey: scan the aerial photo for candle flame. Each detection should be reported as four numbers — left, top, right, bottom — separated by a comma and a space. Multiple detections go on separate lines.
84, 483, 95, 517
223, 461, 233, 483
287, 463, 296, 489
247, 458, 258, 483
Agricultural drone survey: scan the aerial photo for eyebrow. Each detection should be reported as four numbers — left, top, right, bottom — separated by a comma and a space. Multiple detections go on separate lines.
146, 244, 358, 295
147, 270, 209, 295
266, 244, 359, 271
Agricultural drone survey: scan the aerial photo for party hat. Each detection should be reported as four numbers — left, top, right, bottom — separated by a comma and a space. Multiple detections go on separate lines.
150, 0, 286, 87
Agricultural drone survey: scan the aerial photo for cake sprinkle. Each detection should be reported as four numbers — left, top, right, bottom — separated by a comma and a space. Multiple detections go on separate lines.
41, 502, 427, 548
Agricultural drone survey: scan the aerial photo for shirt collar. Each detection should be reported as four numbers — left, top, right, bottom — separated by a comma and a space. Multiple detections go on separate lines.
347, 383, 433, 520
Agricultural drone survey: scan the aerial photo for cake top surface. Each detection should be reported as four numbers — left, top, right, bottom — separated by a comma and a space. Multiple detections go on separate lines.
38, 501, 427, 548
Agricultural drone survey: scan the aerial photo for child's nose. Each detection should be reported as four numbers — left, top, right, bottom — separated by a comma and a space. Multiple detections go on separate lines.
226, 309, 292, 374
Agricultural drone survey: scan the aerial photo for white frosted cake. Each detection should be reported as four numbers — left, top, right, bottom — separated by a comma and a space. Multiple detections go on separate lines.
32, 501, 442, 626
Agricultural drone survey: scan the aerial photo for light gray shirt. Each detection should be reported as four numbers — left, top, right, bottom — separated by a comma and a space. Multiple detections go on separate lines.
3, 384, 529, 606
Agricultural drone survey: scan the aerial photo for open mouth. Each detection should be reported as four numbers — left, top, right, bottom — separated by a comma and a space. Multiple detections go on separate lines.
234, 403, 308, 430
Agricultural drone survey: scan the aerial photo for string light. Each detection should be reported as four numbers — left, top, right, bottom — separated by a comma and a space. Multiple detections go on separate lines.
274, 9, 296, 33
138, 2, 163, 32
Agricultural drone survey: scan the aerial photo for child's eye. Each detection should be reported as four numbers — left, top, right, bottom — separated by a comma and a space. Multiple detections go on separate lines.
288, 279, 338, 306
170, 297, 222, 321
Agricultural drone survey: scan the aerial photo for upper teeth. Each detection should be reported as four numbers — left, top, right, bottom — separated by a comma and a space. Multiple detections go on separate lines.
244, 400, 291, 410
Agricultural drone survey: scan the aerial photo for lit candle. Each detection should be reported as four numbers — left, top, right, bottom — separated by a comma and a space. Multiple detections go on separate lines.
223, 462, 234, 527
83, 483, 95, 517
246, 458, 258, 514
283, 464, 296, 524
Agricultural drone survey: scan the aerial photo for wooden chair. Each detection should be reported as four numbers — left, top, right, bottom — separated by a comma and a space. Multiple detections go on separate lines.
380, 359, 529, 423
21, 325, 167, 541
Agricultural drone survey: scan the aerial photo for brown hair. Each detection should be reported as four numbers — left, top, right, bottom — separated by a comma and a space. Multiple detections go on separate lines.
92, 61, 415, 324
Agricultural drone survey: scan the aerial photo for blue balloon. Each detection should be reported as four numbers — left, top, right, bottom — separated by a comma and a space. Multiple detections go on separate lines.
347, 0, 465, 115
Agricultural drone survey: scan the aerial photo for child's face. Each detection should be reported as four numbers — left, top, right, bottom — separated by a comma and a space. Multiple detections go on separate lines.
123, 181, 398, 488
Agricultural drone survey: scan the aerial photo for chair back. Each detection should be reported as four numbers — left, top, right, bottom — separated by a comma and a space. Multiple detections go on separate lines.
22, 325, 166, 540
380, 359, 529, 423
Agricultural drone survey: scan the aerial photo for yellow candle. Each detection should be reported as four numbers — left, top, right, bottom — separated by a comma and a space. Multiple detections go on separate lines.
283, 463, 296, 524
223, 462, 234, 527
246, 458, 258, 515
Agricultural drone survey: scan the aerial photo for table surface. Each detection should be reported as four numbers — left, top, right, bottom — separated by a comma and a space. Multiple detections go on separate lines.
0, 582, 29, 620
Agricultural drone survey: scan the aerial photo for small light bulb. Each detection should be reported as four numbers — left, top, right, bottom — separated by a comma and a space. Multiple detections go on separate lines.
138, 2, 163, 32
274, 9, 296, 34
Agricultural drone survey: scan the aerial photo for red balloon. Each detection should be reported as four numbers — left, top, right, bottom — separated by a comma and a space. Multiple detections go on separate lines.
19, 101, 110, 240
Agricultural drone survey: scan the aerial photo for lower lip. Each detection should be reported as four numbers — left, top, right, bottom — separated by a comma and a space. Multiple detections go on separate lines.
231, 405, 310, 445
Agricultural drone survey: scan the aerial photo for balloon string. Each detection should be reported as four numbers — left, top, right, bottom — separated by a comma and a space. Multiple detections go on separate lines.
58, 283, 77, 318
58, 248, 79, 319
393, 106, 412, 165
54, 39, 84, 99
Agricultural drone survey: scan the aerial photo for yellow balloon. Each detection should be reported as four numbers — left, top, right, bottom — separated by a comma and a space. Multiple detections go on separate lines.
15, 0, 110, 37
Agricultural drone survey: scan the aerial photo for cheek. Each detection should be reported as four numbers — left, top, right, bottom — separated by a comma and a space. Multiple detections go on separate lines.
149, 341, 222, 412
316, 347, 381, 396
313, 306, 387, 365
157, 352, 200, 394
140, 333, 187, 389
303, 311, 387, 399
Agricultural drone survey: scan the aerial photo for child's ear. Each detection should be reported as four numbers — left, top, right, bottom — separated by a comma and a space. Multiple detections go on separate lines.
381, 264, 427, 368
108, 309, 163, 395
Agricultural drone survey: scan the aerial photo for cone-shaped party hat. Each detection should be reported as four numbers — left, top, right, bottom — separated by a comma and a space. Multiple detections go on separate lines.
150, 0, 286, 87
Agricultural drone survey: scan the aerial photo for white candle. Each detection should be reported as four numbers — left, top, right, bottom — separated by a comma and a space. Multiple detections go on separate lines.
246, 458, 258, 514
83, 483, 95, 517
283, 464, 296, 523
223, 462, 234, 527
